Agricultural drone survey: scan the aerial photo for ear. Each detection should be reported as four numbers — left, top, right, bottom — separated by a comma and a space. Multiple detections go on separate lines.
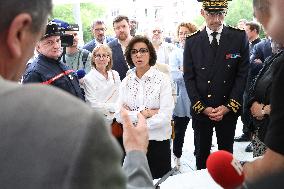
201, 9, 205, 17
6, 13, 32, 58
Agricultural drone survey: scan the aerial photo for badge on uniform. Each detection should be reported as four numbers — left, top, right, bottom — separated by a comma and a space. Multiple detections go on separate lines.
226, 53, 241, 59
68, 74, 74, 80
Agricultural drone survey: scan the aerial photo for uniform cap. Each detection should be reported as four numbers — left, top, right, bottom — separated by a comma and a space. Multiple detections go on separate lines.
201, 0, 229, 12
41, 21, 61, 40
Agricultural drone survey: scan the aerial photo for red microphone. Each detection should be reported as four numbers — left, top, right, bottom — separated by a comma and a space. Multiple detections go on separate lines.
206, 150, 245, 189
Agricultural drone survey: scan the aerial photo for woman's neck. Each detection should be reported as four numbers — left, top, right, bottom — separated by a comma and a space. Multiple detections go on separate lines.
96, 67, 108, 79
136, 66, 150, 79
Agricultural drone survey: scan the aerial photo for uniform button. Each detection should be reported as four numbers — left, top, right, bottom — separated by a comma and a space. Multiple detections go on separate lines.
202, 67, 205, 70
208, 80, 211, 83
208, 94, 212, 98
224, 96, 226, 98
224, 80, 226, 83
227, 65, 231, 68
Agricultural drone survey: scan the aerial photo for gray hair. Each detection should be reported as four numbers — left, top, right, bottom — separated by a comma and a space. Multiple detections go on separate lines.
0, 0, 52, 33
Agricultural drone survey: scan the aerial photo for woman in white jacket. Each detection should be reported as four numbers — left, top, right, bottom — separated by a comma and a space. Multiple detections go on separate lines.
82, 44, 121, 124
115, 35, 174, 179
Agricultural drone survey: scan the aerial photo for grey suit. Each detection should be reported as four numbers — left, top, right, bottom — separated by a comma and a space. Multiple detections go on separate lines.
0, 77, 153, 189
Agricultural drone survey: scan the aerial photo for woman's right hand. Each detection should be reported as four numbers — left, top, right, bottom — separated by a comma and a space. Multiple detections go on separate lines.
250, 101, 264, 119
140, 109, 159, 118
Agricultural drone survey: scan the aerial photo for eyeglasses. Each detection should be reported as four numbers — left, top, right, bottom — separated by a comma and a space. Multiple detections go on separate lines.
152, 30, 162, 34
94, 28, 106, 32
178, 32, 191, 36
94, 54, 110, 59
130, 48, 149, 55
205, 11, 227, 17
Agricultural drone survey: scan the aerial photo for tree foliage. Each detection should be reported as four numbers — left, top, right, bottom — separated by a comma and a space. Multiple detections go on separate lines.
193, 0, 254, 28
51, 3, 106, 43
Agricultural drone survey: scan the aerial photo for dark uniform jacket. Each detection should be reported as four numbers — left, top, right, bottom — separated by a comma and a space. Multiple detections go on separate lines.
183, 26, 249, 121
108, 39, 131, 80
22, 54, 85, 101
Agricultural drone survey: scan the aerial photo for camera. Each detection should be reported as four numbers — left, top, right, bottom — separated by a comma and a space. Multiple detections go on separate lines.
46, 19, 80, 47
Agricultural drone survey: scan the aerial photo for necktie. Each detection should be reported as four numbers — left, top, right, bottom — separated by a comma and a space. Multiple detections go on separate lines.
211, 32, 218, 56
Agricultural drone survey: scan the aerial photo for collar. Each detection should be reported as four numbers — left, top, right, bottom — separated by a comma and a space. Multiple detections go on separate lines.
206, 25, 224, 36
94, 37, 106, 45
133, 66, 155, 80
91, 68, 110, 81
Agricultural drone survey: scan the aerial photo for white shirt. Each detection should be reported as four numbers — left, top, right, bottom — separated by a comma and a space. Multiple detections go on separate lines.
115, 67, 174, 141
206, 25, 224, 45
156, 42, 177, 65
82, 68, 121, 119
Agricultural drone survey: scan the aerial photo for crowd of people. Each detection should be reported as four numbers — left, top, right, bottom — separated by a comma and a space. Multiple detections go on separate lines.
1, 0, 284, 188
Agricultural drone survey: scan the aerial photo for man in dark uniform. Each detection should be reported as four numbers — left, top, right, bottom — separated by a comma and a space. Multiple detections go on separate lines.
22, 22, 85, 101
183, 0, 249, 170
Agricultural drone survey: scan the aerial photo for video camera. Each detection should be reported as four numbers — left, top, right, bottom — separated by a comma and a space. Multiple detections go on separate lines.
45, 19, 79, 47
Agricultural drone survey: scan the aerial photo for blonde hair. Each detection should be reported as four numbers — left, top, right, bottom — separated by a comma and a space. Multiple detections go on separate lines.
91, 44, 113, 71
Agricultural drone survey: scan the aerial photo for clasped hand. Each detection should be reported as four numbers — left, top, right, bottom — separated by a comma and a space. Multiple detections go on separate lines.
203, 105, 230, 121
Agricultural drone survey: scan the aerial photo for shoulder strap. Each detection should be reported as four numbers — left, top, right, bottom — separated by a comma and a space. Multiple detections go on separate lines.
42, 70, 74, 85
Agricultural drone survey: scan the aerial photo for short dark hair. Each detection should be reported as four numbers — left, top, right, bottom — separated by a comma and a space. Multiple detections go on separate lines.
92, 20, 105, 29
0, 0, 52, 33
125, 35, 157, 67
113, 15, 129, 26
246, 21, 261, 34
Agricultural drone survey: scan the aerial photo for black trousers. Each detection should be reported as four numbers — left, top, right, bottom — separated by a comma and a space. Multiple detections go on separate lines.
147, 140, 171, 179
241, 90, 252, 135
193, 118, 237, 170
173, 116, 190, 158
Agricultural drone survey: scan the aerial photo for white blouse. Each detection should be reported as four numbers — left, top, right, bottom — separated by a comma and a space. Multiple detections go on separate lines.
82, 68, 121, 119
115, 67, 174, 141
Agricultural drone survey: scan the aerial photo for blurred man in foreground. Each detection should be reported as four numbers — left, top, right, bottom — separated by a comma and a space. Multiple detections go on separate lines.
243, 0, 284, 183
0, 1, 153, 188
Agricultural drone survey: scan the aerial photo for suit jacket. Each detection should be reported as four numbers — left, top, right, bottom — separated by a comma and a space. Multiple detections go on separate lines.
0, 77, 153, 189
183, 26, 249, 121
83, 36, 114, 52
108, 39, 131, 80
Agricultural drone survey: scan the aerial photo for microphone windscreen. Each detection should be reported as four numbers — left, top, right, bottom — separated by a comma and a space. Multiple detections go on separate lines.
76, 69, 86, 79
206, 150, 244, 189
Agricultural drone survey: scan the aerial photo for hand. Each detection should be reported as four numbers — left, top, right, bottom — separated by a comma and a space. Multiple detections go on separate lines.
120, 108, 149, 154
263, 105, 271, 115
208, 105, 230, 121
140, 108, 159, 118
203, 107, 214, 116
254, 59, 263, 64
123, 103, 131, 111
250, 101, 264, 118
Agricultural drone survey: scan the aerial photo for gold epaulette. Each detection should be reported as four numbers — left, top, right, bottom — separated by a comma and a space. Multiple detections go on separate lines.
227, 99, 241, 113
192, 100, 205, 114
185, 30, 201, 38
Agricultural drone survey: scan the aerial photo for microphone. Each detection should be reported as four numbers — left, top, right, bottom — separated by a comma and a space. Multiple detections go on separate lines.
76, 69, 86, 80
206, 150, 246, 189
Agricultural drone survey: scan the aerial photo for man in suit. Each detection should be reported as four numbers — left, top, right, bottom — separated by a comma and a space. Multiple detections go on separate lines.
108, 15, 133, 80
183, 0, 249, 170
83, 20, 114, 52
0, 1, 153, 188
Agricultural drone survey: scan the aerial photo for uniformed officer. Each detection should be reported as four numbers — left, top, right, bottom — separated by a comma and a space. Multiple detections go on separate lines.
183, 0, 249, 170
22, 22, 85, 101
